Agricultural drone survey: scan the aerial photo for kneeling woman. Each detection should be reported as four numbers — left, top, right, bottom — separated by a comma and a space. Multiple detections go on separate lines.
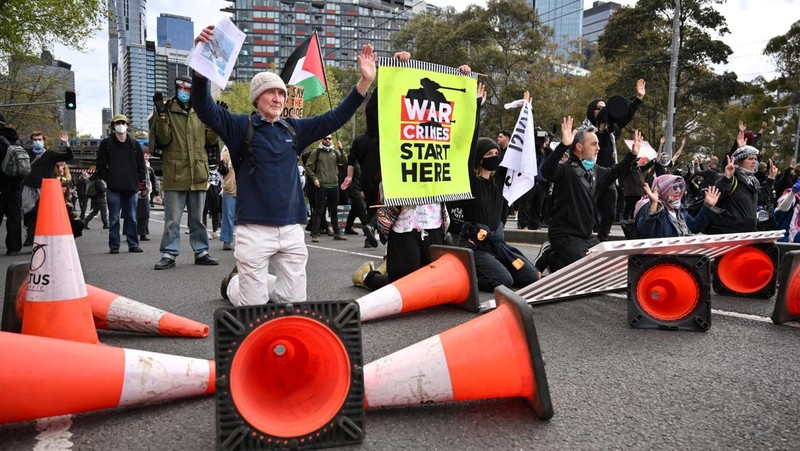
635, 174, 721, 238
457, 88, 540, 290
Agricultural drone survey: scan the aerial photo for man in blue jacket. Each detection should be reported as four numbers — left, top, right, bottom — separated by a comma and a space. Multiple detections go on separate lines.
192, 24, 376, 305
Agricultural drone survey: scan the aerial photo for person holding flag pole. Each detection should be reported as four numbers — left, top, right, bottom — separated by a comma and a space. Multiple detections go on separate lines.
457, 90, 541, 292
191, 24, 376, 306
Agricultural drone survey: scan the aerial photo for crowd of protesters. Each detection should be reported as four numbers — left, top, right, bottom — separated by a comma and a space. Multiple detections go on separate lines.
1, 29, 798, 306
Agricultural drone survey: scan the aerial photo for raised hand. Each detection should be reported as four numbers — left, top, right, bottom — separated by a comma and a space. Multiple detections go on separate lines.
643, 183, 658, 205
393, 51, 411, 62
631, 129, 642, 156
736, 130, 745, 148
636, 79, 646, 100
768, 158, 779, 179
477, 82, 487, 106
59, 131, 69, 144
357, 44, 376, 83
523, 90, 531, 106
724, 155, 735, 179
153, 92, 166, 115
738, 120, 746, 133
560, 116, 577, 147
704, 186, 721, 207
457, 65, 472, 75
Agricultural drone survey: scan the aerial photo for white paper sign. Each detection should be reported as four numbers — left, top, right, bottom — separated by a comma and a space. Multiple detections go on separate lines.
189, 18, 245, 88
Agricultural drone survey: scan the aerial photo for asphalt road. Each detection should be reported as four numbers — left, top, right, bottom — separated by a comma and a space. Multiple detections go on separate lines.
1, 208, 798, 450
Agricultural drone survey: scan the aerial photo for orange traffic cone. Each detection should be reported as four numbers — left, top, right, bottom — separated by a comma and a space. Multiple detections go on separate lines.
771, 251, 800, 325
713, 243, 779, 299
21, 178, 98, 344
356, 245, 480, 321
0, 331, 215, 424
214, 301, 365, 450
5, 265, 209, 338
363, 286, 553, 420
627, 254, 711, 331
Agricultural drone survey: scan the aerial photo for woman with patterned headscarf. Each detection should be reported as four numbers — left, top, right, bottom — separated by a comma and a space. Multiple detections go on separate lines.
634, 174, 722, 238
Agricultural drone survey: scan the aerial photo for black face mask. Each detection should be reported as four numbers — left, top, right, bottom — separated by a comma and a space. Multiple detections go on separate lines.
480, 155, 501, 171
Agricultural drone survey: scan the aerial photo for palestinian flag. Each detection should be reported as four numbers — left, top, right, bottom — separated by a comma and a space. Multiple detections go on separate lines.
280, 31, 328, 101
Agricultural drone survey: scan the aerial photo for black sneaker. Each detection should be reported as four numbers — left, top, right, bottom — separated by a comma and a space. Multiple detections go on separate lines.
344, 228, 359, 235
194, 253, 219, 266
129, 246, 143, 253
363, 224, 378, 248
154, 257, 175, 270
220, 265, 238, 300
110, 248, 119, 254
534, 241, 550, 273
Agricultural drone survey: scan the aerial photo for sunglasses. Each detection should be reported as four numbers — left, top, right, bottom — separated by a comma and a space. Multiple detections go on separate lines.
323, 137, 332, 141
669, 182, 686, 193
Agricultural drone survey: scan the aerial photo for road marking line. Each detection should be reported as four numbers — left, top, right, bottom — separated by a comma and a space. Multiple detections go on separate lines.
604, 292, 800, 328
34, 415, 73, 450
307, 244, 383, 260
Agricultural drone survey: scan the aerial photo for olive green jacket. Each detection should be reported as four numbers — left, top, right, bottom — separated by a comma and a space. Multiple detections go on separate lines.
151, 99, 218, 191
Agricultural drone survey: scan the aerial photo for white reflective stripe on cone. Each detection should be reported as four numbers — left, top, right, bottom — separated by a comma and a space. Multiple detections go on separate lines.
106, 296, 164, 334
357, 284, 403, 321
118, 349, 211, 406
364, 335, 454, 407
26, 235, 87, 302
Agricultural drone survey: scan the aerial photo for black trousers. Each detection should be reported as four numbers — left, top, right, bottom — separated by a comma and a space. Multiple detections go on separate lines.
547, 235, 600, 273
366, 227, 444, 290
345, 190, 368, 231
0, 183, 22, 253
312, 186, 339, 235
596, 184, 617, 241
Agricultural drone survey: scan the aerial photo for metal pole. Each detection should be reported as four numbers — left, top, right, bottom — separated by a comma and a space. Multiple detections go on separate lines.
794, 107, 799, 163
664, 0, 681, 157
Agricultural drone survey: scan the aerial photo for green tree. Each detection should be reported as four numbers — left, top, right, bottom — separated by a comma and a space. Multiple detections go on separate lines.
597, 0, 741, 153
0, 0, 108, 57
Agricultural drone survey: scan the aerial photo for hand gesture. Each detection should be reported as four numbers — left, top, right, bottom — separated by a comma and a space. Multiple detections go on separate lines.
738, 120, 747, 133
636, 79, 646, 100
457, 65, 472, 75
768, 158, 779, 179
724, 155, 735, 179
643, 182, 658, 205
357, 44, 377, 84
153, 92, 166, 115
477, 82, 487, 106
736, 130, 746, 148
630, 129, 642, 156
59, 131, 69, 144
704, 186, 720, 207
523, 90, 531, 106
659, 135, 666, 145
560, 116, 577, 147
393, 51, 411, 62
760, 121, 768, 134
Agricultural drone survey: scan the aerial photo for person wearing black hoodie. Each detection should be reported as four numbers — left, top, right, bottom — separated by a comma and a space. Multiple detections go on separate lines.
583, 79, 645, 241
538, 117, 641, 273
0, 114, 23, 255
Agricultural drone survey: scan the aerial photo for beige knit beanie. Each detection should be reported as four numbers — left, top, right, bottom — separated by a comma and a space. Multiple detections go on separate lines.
250, 72, 288, 105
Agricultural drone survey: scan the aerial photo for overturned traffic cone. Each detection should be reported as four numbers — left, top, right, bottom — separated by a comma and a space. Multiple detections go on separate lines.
356, 245, 480, 321
627, 254, 712, 331
0, 331, 215, 424
364, 286, 553, 420
771, 251, 800, 325
3, 264, 209, 337
21, 178, 97, 344
214, 301, 364, 450
713, 243, 780, 299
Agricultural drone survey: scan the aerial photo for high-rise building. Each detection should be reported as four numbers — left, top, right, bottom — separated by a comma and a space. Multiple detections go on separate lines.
102, 107, 112, 136
157, 13, 194, 51
532, 0, 584, 60
583, 1, 621, 45
224, 0, 416, 84
20, 51, 77, 132
108, 0, 147, 124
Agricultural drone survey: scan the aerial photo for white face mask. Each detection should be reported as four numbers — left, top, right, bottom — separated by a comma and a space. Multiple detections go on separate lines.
114, 124, 127, 134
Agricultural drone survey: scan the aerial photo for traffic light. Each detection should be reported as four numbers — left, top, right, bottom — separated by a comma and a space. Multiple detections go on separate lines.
64, 91, 76, 110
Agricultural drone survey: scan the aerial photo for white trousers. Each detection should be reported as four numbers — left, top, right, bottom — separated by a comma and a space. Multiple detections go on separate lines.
227, 223, 308, 305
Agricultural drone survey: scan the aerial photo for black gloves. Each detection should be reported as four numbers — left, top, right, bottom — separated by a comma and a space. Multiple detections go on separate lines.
153, 93, 166, 115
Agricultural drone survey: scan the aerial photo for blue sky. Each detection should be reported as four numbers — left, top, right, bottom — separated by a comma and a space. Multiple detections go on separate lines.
53, 0, 797, 137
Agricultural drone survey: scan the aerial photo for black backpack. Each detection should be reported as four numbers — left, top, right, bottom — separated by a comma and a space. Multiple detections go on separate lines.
0, 136, 31, 179
234, 119, 297, 175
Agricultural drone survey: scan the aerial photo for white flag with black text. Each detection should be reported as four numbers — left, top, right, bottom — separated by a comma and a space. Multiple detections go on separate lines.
499, 99, 537, 205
